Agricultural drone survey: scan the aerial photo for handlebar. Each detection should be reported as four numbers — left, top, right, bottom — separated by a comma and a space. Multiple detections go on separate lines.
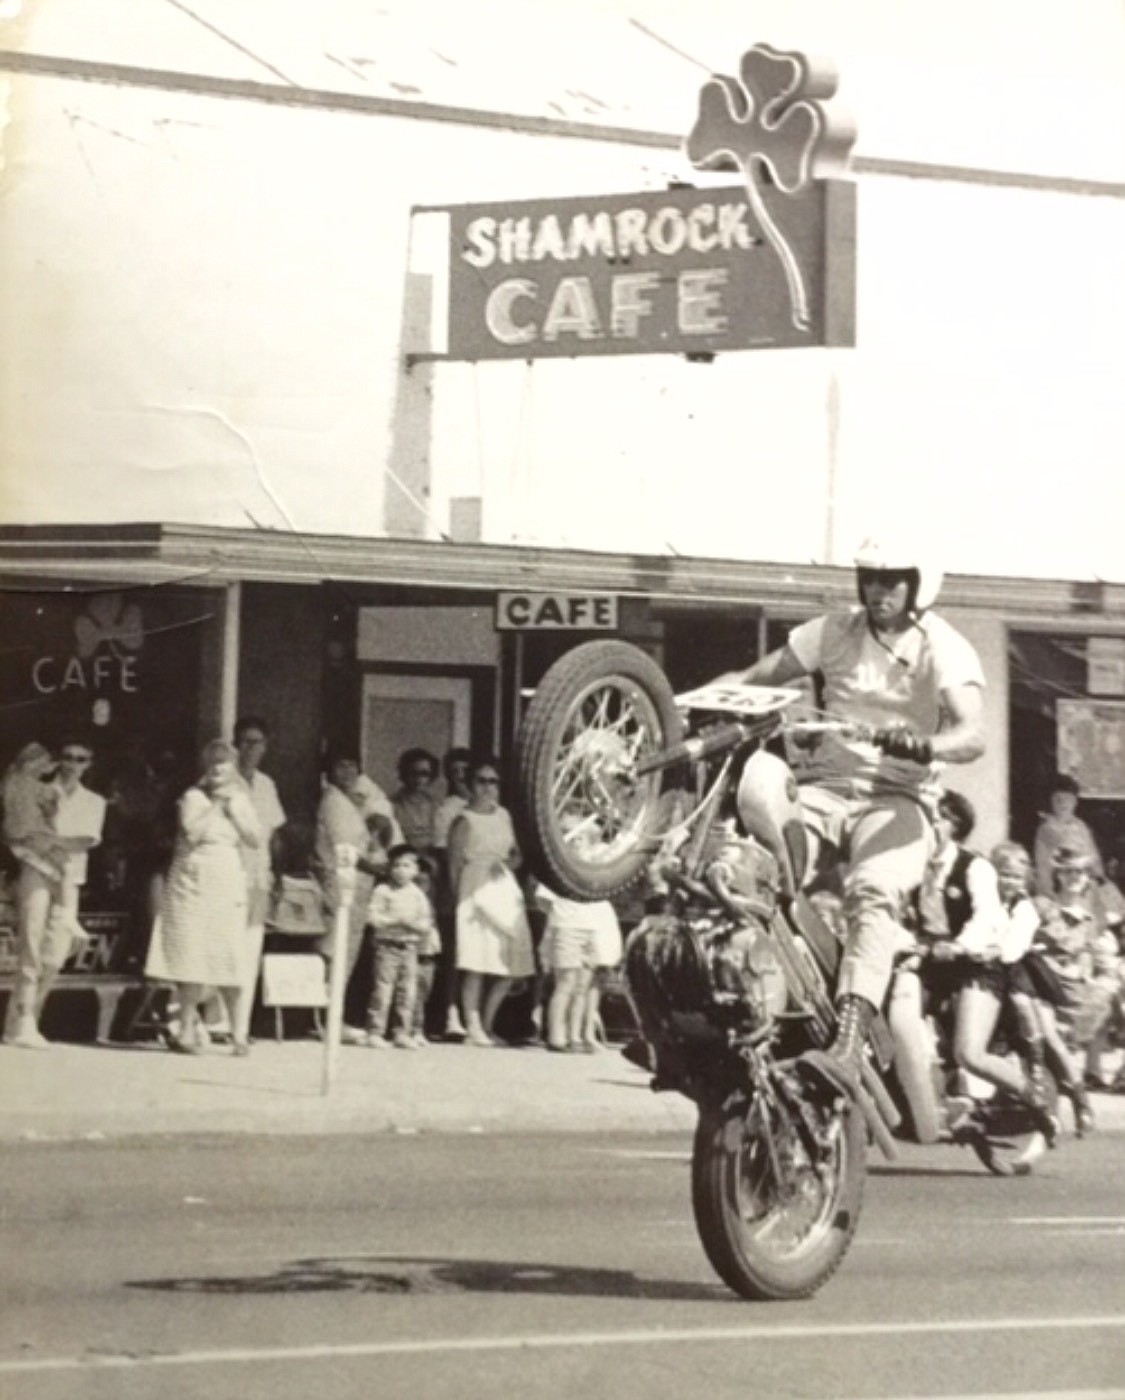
634, 714, 868, 778
786, 718, 869, 740
634, 721, 748, 776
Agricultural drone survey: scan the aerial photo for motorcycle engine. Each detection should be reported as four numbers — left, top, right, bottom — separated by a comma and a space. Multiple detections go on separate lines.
624, 867, 788, 1051
706, 922, 788, 1022
703, 827, 780, 921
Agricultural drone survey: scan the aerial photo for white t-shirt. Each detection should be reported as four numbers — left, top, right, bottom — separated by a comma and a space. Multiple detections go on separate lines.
241, 769, 286, 889
787, 608, 984, 797
53, 783, 107, 886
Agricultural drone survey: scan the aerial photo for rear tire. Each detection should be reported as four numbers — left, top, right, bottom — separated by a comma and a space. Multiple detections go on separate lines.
691, 1091, 866, 1301
515, 641, 683, 900
970, 1073, 1060, 1177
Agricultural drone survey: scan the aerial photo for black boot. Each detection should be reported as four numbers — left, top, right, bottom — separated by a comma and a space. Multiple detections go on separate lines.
1024, 1036, 1050, 1100
799, 994, 876, 1101
1067, 1081, 1095, 1138
1021, 1076, 1060, 1147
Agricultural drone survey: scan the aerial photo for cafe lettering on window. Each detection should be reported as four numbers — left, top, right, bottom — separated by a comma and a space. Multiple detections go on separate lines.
438, 45, 856, 361
0, 589, 215, 762
30, 594, 143, 696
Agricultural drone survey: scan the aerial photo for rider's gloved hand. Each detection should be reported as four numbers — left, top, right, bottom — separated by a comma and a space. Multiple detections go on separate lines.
871, 726, 934, 764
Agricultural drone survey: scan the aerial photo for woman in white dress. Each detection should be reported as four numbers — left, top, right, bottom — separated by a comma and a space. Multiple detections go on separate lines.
145, 739, 261, 1054
448, 757, 534, 1046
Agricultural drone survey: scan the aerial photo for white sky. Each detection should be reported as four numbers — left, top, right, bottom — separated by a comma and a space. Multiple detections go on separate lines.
12, 0, 1125, 177
2, 1, 1125, 579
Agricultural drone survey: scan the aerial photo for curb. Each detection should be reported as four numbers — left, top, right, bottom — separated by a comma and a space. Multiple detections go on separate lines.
3, 1041, 1123, 1145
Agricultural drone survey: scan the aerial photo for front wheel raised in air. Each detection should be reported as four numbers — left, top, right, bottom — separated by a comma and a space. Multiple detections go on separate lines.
515, 640, 683, 901
692, 1090, 866, 1301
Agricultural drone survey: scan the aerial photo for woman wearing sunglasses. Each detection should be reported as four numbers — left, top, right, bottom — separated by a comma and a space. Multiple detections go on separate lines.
447, 758, 534, 1046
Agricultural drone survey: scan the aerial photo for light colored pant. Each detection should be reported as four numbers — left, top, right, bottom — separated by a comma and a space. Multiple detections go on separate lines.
366, 942, 418, 1039
800, 785, 934, 1009
3, 866, 76, 1032
412, 957, 436, 1037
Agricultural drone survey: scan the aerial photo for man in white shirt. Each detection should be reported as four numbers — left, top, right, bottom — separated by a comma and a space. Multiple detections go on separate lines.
233, 716, 287, 1044
722, 538, 986, 1099
5, 737, 106, 1049
916, 790, 1003, 956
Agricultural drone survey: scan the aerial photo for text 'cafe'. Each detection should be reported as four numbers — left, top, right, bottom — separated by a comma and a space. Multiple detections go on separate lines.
496, 592, 619, 631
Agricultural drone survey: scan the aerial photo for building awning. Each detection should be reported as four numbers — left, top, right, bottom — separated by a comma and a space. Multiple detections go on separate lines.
1, 522, 1123, 620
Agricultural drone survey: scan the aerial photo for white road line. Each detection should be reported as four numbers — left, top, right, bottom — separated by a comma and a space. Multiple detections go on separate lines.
2, 1314, 1124, 1375
882, 1393, 1125, 1400
1011, 1217, 1125, 1226
595, 1150, 691, 1160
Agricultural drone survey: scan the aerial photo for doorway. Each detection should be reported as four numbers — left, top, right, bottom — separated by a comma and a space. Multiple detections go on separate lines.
360, 674, 472, 795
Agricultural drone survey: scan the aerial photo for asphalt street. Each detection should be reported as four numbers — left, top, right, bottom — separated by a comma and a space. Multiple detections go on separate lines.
2, 1127, 1123, 1400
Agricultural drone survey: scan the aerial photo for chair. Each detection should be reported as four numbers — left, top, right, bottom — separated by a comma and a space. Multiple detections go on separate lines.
260, 876, 329, 1042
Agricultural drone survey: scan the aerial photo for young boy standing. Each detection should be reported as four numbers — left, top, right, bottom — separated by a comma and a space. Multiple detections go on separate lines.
364, 844, 436, 1049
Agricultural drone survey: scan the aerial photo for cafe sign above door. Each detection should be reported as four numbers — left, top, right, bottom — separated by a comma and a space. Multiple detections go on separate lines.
495, 592, 618, 631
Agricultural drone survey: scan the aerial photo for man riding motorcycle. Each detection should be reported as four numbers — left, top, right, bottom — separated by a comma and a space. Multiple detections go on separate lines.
716, 538, 995, 1105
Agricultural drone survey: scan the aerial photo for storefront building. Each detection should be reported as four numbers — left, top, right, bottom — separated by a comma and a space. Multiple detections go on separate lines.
4, 521, 1125, 864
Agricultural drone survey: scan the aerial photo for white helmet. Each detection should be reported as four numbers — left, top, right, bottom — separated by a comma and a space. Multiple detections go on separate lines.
854, 537, 943, 613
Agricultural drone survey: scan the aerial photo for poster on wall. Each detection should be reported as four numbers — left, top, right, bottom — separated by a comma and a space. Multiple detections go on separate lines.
1087, 637, 1125, 696
1057, 699, 1125, 799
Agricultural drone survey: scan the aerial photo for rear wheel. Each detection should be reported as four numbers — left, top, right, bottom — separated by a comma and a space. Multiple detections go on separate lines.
691, 1089, 866, 1301
515, 641, 683, 900
970, 1073, 1060, 1177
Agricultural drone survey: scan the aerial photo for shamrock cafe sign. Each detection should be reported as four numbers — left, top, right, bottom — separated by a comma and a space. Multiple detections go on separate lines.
431, 44, 856, 360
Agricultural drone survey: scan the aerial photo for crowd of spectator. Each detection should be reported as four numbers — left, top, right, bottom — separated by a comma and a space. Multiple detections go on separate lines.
2, 727, 1123, 1116
0, 723, 625, 1057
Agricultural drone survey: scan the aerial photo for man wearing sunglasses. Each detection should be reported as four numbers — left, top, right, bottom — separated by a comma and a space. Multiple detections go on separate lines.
4, 738, 106, 1049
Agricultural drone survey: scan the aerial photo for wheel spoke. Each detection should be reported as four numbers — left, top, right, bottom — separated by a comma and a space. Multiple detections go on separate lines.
731, 1107, 839, 1262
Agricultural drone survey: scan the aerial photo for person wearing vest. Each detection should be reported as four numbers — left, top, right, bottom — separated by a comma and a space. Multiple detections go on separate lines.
888, 788, 1003, 1139
914, 789, 1001, 1019
718, 537, 987, 1103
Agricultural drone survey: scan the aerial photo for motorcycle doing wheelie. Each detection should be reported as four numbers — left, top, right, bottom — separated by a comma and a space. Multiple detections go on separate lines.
515, 640, 1052, 1301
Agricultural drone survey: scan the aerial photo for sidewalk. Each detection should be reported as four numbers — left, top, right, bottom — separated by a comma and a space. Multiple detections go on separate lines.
3, 1035, 1124, 1143
0, 1036, 697, 1142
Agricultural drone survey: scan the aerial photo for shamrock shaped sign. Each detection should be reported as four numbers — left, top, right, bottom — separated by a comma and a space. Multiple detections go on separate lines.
686, 44, 856, 332
74, 593, 144, 660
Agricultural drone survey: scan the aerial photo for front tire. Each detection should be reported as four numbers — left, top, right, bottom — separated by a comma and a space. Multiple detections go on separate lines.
692, 1091, 866, 1301
515, 641, 683, 900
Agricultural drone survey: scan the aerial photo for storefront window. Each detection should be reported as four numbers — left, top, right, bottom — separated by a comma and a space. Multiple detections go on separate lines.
0, 586, 222, 965
1008, 630, 1125, 874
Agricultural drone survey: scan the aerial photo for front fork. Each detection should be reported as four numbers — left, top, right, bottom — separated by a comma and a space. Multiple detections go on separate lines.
728, 1040, 844, 1200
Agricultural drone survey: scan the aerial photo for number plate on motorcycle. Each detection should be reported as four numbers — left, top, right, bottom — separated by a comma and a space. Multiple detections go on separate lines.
674, 683, 804, 716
